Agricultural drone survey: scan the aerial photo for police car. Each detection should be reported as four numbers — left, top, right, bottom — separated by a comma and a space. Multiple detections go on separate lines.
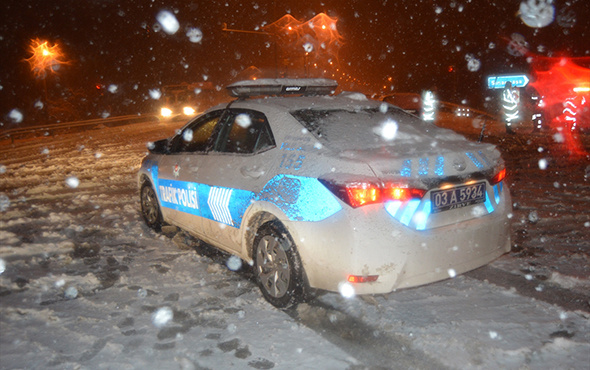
138, 78, 511, 308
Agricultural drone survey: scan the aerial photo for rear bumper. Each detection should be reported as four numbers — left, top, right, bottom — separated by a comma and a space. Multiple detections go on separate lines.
286, 186, 512, 295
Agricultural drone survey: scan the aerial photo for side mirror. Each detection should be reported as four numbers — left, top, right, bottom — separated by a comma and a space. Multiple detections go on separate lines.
149, 138, 170, 154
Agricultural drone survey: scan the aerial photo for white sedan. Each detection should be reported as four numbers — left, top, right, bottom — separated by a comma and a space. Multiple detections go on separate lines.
138, 78, 511, 308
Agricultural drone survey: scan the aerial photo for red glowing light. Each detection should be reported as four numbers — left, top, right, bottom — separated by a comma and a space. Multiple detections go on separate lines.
347, 275, 378, 283
530, 58, 590, 108
346, 184, 382, 207
529, 57, 589, 156
490, 168, 507, 185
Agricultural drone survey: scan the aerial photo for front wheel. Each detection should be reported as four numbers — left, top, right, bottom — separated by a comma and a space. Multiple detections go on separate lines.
253, 222, 306, 309
140, 183, 163, 231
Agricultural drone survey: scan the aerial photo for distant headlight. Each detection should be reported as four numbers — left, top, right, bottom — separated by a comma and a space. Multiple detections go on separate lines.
161, 107, 173, 117
183, 106, 196, 116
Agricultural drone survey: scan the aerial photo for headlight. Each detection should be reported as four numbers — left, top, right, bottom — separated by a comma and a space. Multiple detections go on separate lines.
183, 106, 196, 116
161, 107, 173, 117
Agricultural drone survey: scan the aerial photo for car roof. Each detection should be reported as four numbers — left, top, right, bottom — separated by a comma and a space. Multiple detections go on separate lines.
210, 92, 388, 114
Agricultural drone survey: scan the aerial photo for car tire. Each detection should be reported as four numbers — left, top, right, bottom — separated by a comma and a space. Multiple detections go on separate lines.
253, 222, 305, 309
140, 183, 163, 231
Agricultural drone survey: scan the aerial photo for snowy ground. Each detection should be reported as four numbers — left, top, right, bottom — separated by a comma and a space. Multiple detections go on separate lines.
0, 115, 589, 369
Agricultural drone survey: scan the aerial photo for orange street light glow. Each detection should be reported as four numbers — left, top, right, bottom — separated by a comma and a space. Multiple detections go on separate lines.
25, 38, 69, 78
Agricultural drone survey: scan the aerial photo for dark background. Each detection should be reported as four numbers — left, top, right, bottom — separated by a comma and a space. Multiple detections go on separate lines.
1, 0, 588, 127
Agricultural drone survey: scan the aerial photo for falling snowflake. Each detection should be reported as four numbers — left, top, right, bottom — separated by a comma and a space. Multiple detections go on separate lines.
183, 128, 194, 142
152, 307, 173, 328
235, 113, 252, 128
186, 27, 203, 43
157, 10, 180, 34
538, 158, 548, 170
149, 89, 162, 100
64, 286, 78, 300
303, 42, 314, 53
65, 176, 80, 188
8, 109, 23, 123
227, 323, 237, 334
519, 0, 555, 28
107, 84, 118, 93
338, 282, 355, 299
226, 255, 242, 271
465, 54, 481, 72
552, 132, 564, 143
374, 119, 398, 141
506, 33, 529, 57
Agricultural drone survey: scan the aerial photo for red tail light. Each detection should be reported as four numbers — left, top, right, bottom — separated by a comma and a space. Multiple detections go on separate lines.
320, 179, 426, 208
490, 168, 506, 185
383, 185, 427, 201
347, 275, 379, 283
346, 183, 382, 207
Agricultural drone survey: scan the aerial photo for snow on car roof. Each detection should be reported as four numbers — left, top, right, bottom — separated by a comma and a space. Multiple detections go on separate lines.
231, 92, 381, 111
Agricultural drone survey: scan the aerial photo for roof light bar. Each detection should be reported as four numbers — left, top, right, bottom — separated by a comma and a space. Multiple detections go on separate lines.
227, 78, 338, 98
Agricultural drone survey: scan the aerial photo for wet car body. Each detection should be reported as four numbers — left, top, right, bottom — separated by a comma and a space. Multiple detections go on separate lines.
138, 78, 512, 308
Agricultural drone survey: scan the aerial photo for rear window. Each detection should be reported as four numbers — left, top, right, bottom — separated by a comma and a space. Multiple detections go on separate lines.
290, 108, 429, 149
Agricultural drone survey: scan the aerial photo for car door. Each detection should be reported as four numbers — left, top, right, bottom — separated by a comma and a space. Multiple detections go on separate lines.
195, 108, 280, 252
156, 109, 226, 236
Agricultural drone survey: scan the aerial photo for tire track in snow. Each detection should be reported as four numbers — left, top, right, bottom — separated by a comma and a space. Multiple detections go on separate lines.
289, 299, 449, 369
467, 265, 590, 313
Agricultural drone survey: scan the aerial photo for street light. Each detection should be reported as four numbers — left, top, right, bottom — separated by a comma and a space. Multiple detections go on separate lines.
25, 38, 68, 79
25, 38, 69, 121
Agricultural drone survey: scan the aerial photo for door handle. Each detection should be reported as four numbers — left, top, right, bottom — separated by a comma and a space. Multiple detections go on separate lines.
240, 165, 265, 179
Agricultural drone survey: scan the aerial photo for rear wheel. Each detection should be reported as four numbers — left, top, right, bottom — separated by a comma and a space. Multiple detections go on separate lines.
140, 183, 163, 230
253, 222, 305, 309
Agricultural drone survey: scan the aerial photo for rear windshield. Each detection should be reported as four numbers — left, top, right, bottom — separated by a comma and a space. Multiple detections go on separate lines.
290, 108, 428, 149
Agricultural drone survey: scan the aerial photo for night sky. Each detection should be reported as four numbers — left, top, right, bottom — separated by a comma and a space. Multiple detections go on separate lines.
1, 0, 589, 126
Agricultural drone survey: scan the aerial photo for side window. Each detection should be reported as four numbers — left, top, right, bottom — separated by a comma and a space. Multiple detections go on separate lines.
216, 110, 276, 154
171, 111, 223, 153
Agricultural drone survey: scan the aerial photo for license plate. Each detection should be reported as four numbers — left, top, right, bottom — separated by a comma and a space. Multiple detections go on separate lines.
430, 182, 486, 213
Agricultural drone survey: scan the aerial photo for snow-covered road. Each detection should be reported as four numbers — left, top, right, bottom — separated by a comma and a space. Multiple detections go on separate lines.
1, 119, 589, 369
